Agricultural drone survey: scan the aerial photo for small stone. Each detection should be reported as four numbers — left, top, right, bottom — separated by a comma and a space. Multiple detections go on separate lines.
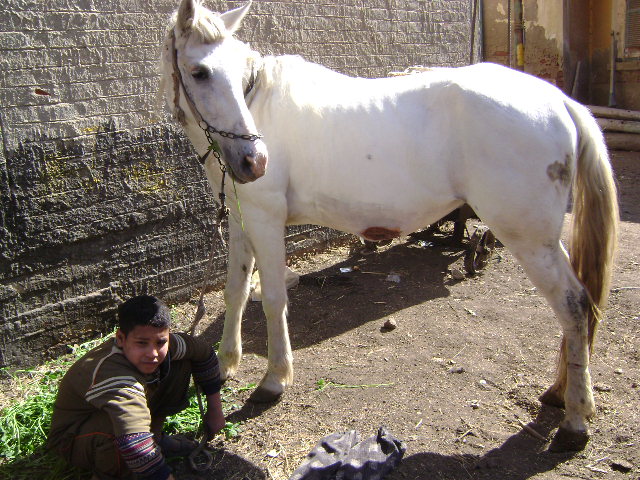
614, 368, 623, 374
594, 384, 612, 392
450, 268, 465, 281
384, 318, 397, 329
615, 434, 632, 444
610, 458, 633, 473
470, 400, 480, 409
386, 274, 401, 283
478, 379, 490, 390
449, 366, 465, 374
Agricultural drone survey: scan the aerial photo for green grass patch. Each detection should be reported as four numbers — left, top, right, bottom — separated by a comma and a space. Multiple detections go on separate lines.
314, 378, 395, 392
0, 333, 251, 479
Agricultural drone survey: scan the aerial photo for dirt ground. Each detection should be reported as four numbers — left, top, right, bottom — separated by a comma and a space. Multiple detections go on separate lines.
164, 150, 639, 480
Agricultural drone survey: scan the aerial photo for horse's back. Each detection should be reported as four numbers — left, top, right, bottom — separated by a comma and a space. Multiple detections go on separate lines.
256, 59, 581, 239
440, 64, 584, 246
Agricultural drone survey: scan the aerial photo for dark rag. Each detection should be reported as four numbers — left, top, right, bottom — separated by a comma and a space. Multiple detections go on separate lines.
288, 426, 406, 480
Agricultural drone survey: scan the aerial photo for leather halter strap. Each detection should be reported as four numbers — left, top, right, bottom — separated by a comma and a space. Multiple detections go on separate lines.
169, 29, 262, 143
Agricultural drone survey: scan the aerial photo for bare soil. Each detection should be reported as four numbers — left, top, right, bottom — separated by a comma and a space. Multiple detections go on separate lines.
167, 150, 639, 480
3, 152, 636, 479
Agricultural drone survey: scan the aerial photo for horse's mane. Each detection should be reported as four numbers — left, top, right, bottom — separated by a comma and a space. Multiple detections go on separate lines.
158, 2, 229, 116
168, 1, 228, 44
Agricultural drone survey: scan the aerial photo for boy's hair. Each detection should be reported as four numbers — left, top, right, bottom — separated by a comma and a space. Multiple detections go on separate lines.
117, 295, 171, 334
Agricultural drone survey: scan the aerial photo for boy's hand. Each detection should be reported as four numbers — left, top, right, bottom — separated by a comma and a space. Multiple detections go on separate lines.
204, 392, 226, 440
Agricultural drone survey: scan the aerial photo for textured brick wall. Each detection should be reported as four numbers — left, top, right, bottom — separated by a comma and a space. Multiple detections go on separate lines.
0, 0, 475, 367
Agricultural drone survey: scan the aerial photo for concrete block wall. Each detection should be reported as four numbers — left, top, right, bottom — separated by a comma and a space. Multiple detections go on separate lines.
1, 0, 475, 367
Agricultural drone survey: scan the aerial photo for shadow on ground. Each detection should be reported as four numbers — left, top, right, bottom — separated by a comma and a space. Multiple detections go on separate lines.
199, 235, 468, 358
387, 405, 574, 480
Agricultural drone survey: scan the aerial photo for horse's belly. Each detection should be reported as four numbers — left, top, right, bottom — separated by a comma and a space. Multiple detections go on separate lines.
286, 192, 462, 240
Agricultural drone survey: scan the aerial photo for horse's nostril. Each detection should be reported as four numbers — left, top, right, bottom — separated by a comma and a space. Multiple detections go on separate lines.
245, 153, 267, 179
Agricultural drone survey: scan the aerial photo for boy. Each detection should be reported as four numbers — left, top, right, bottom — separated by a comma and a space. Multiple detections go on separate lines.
47, 295, 226, 480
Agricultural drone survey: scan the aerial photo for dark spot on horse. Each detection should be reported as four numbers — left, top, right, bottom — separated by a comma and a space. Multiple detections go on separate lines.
362, 227, 401, 242
565, 290, 589, 332
242, 264, 247, 273
547, 161, 570, 186
366, 154, 373, 160
566, 290, 583, 318
565, 153, 573, 169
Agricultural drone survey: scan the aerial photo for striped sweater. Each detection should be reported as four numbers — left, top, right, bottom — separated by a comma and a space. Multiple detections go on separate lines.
48, 332, 222, 479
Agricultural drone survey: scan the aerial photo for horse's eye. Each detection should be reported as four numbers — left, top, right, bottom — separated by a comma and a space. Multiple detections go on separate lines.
191, 67, 210, 81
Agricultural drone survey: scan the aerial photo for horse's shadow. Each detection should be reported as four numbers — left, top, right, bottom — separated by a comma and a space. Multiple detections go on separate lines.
387, 405, 573, 480
200, 234, 466, 357
200, 235, 581, 480
225, 403, 572, 480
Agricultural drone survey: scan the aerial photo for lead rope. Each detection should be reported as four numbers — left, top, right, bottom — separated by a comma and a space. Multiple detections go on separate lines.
169, 29, 256, 472
185, 164, 229, 473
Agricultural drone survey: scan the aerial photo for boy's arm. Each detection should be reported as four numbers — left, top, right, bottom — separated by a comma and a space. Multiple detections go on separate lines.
173, 333, 224, 399
173, 333, 225, 438
115, 432, 172, 479
204, 392, 226, 440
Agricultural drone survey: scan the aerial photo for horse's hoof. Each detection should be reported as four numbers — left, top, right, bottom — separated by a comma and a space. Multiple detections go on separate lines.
539, 386, 565, 408
248, 386, 282, 404
549, 426, 589, 452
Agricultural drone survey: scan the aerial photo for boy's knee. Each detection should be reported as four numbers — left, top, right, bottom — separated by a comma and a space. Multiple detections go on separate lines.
67, 432, 128, 477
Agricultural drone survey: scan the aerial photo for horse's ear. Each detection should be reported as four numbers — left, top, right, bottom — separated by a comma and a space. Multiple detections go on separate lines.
176, 0, 197, 32
220, 1, 252, 34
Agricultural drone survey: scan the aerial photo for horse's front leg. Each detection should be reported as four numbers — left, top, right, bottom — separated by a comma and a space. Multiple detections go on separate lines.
218, 219, 255, 381
246, 221, 292, 403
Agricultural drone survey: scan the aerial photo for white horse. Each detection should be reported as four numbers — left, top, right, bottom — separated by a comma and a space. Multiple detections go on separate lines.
160, 0, 618, 451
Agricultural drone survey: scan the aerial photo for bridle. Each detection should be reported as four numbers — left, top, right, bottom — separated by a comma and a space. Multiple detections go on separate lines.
168, 26, 264, 320
168, 29, 264, 468
169, 29, 263, 167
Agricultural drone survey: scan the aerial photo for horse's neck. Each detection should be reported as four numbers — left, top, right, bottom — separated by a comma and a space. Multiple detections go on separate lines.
259, 54, 346, 91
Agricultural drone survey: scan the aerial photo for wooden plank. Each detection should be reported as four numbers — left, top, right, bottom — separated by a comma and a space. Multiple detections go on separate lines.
605, 132, 640, 151
588, 105, 640, 121
597, 117, 640, 134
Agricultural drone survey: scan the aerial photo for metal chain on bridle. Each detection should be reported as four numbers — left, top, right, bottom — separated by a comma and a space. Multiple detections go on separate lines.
168, 28, 262, 472
169, 28, 262, 328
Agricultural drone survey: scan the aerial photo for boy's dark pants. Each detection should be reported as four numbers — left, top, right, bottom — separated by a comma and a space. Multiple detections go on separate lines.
55, 360, 192, 478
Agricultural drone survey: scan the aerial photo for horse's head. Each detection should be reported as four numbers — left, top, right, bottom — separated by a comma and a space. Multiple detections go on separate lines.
162, 0, 267, 184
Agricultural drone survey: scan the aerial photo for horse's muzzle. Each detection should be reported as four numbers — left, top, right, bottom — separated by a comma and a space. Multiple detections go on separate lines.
244, 152, 267, 180
224, 141, 268, 184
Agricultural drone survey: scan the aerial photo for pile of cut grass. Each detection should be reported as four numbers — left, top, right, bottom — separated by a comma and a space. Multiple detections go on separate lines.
0, 333, 248, 480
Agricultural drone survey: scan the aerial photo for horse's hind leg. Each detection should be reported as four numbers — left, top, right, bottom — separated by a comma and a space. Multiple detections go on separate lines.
219, 219, 255, 380
509, 241, 595, 451
539, 338, 568, 408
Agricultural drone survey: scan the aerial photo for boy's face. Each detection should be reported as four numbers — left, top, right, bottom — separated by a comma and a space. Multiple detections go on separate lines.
116, 325, 170, 375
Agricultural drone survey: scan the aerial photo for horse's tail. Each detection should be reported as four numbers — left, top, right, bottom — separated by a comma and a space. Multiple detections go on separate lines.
566, 99, 619, 350
540, 100, 619, 407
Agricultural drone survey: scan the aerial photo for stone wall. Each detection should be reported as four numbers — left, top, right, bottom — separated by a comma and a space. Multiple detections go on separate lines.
482, 0, 564, 88
0, 0, 475, 367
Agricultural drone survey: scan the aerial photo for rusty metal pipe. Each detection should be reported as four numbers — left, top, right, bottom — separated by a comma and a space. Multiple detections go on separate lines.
514, 0, 525, 71
608, 31, 617, 107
